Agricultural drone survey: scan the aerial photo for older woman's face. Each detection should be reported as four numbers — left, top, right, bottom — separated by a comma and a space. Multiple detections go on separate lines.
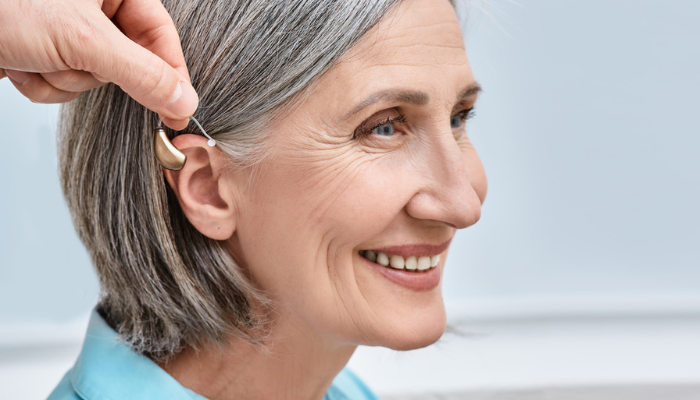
230, 0, 486, 349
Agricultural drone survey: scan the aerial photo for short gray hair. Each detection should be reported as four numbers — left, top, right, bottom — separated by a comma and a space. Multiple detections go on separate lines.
59, 0, 401, 360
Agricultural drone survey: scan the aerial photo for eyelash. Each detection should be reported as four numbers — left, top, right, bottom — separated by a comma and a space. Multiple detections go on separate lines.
353, 107, 475, 139
353, 114, 408, 138
457, 107, 475, 122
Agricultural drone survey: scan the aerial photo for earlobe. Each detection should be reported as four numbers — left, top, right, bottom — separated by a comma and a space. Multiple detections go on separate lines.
163, 134, 237, 240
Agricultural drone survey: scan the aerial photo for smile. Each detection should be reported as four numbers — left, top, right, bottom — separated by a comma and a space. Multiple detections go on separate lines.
359, 250, 440, 271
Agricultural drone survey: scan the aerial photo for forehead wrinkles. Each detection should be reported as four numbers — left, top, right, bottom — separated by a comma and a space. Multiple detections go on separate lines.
340, 1, 466, 67
335, 28, 468, 85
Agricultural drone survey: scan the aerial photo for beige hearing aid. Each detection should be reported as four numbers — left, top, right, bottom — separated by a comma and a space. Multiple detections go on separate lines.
154, 117, 215, 171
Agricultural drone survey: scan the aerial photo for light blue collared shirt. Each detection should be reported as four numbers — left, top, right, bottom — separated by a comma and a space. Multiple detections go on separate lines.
48, 309, 381, 400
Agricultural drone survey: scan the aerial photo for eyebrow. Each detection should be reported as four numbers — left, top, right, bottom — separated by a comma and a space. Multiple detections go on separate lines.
343, 82, 482, 121
457, 83, 482, 101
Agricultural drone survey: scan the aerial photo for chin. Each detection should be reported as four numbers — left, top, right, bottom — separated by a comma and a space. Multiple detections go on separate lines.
350, 254, 450, 350
370, 301, 448, 351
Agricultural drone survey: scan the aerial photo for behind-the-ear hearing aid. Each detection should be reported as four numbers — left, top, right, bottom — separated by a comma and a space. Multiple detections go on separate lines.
154, 116, 216, 171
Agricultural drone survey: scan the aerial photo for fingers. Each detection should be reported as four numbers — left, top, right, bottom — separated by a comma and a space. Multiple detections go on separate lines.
5, 69, 79, 103
8, 0, 199, 125
2, 0, 197, 126
4, 69, 30, 85
42, 70, 105, 92
95, 28, 198, 125
94, 0, 197, 128
69, 18, 197, 128
161, 116, 190, 131
4, 68, 103, 103
105, 0, 191, 81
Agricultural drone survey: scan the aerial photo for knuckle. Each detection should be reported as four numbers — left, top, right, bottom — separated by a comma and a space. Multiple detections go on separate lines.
46, 71, 74, 89
21, 83, 56, 104
134, 61, 171, 104
65, 25, 102, 71
47, 7, 104, 72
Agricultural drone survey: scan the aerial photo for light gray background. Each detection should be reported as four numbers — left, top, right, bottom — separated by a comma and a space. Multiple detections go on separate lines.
1, 0, 699, 326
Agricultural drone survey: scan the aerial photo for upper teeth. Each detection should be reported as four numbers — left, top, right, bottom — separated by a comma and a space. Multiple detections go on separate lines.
361, 250, 439, 271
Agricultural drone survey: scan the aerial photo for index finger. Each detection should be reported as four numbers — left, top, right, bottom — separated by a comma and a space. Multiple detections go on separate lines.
102, 0, 190, 82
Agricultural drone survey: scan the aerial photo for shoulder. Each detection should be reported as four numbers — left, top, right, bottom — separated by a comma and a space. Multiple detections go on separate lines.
47, 372, 81, 400
326, 368, 381, 400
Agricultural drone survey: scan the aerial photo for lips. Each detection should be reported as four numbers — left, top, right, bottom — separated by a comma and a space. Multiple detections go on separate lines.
360, 250, 439, 271
357, 239, 450, 291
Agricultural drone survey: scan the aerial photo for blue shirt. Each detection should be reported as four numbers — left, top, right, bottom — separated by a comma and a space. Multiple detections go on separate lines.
48, 309, 380, 400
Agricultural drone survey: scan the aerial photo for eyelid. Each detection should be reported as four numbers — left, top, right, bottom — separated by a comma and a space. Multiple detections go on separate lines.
451, 98, 476, 115
453, 106, 475, 119
353, 109, 406, 138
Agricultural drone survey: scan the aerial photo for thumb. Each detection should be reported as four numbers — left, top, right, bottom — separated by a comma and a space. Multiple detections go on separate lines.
77, 17, 198, 123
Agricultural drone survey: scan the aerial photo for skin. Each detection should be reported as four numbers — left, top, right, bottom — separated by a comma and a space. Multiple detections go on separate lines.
162, 0, 487, 399
0, 0, 197, 129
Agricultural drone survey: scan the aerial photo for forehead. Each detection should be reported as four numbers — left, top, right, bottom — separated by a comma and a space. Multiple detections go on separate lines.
346, 0, 466, 67
295, 0, 473, 123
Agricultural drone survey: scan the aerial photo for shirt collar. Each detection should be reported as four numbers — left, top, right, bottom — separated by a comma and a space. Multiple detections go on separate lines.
69, 308, 207, 400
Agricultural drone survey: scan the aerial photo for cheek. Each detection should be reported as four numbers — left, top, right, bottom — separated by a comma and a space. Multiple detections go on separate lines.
326, 158, 417, 239
235, 151, 414, 299
270, 130, 418, 241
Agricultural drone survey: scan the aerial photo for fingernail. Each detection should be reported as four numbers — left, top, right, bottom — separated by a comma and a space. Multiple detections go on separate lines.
166, 81, 198, 118
5, 69, 31, 85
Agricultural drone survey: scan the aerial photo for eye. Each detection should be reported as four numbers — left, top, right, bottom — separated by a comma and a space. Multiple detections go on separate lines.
353, 113, 407, 139
450, 107, 475, 129
450, 115, 462, 129
372, 122, 395, 136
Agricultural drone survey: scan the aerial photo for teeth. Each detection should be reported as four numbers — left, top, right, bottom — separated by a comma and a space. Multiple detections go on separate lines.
376, 252, 389, 267
389, 255, 405, 269
405, 256, 417, 270
361, 251, 440, 272
365, 250, 377, 262
417, 256, 431, 270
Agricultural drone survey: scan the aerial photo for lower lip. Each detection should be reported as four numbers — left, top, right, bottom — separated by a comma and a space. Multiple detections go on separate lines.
362, 257, 441, 291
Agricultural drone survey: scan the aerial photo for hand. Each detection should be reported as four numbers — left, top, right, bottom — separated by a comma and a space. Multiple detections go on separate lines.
0, 0, 198, 129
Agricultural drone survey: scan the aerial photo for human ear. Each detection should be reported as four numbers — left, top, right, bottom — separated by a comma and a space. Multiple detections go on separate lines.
163, 134, 237, 240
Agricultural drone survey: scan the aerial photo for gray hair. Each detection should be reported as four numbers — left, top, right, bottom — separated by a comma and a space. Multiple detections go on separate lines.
59, 0, 401, 360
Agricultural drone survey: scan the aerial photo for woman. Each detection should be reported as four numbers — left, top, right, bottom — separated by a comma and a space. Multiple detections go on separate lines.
50, 0, 486, 399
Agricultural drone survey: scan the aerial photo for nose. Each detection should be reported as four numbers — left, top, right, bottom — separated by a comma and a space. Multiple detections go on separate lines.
405, 131, 485, 230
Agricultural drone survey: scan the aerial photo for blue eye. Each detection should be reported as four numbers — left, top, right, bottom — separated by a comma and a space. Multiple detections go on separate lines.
372, 123, 395, 136
450, 107, 475, 129
353, 114, 407, 139
450, 115, 462, 129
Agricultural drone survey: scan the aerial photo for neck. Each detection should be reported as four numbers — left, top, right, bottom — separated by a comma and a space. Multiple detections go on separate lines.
159, 312, 357, 400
